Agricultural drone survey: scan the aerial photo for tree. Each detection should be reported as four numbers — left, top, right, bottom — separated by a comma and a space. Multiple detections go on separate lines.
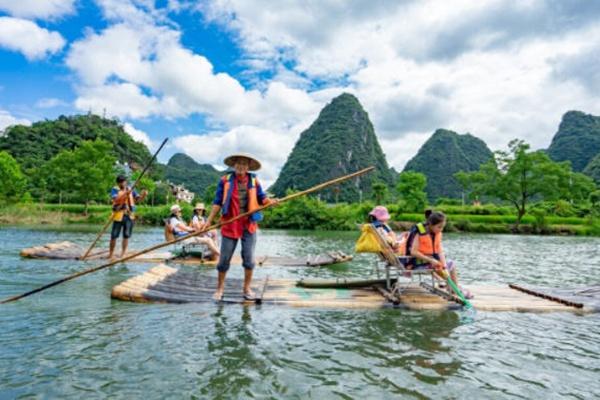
590, 190, 600, 216
455, 171, 473, 205
396, 171, 427, 212
131, 170, 156, 201
371, 181, 388, 204
455, 139, 595, 227
0, 151, 27, 203
45, 139, 117, 213
203, 183, 217, 205
152, 181, 171, 205
0, 114, 151, 173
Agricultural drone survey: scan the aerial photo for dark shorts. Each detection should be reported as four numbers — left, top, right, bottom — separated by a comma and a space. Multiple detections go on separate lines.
111, 215, 134, 239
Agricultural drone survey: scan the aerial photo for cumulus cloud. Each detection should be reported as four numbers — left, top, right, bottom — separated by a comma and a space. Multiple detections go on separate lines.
552, 43, 600, 94
0, 0, 75, 20
202, 0, 600, 77
64, 3, 326, 180
66, 22, 321, 125
123, 122, 154, 149
173, 125, 300, 186
63, 0, 600, 180
0, 16, 65, 59
199, 0, 600, 161
0, 110, 31, 133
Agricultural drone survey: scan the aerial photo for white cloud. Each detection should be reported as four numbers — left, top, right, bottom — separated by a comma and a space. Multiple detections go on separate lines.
64, 0, 600, 183
0, 16, 65, 59
0, 0, 75, 20
64, 6, 325, 181
0, 110, 31, 133
173, 125, 299, 186
73, 82, 164, 119
67, 22, 323, 126
123, 122, 154, 149
35, 97, 69, 108
201, 0, 600, 163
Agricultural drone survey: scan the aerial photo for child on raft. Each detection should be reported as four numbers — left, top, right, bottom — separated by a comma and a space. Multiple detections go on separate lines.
367, 206, 406, 254
368, 206, 473, 299
407, 210, 473, 299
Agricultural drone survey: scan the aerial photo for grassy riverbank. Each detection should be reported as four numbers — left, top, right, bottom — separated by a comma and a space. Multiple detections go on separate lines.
2, 201, 600, 236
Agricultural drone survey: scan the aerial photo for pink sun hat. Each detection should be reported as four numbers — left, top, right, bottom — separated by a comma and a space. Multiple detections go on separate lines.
369, 206, 390, 222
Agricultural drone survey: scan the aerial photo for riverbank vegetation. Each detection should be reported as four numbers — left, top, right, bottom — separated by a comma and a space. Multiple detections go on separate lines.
2, 199, 599, 236
1, 114, 599, 237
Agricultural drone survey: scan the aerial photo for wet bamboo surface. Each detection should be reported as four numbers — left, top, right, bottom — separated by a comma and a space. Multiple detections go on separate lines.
111, 265, 591, 313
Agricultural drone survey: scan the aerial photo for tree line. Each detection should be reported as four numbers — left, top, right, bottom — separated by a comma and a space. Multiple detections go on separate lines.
1, 138, 599, 225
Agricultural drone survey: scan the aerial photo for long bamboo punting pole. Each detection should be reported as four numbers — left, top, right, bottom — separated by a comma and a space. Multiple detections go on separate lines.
80, 138, 168, 260
1, 166, 375, 304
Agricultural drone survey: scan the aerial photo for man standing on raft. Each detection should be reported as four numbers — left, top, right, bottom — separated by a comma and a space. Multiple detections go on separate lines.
108, 175, 147, 259
204, 153, 277, 301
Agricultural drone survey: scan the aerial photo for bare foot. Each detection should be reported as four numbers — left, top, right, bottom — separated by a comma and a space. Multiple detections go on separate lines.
243, 290, 256, 300
213, 289, 224, 301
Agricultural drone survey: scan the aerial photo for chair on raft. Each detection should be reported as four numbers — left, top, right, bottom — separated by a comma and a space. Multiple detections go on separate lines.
357, 224, 437, 296
163, 219, 211, 260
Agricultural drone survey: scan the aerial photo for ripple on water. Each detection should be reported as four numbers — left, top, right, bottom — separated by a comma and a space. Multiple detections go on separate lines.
1, 227, 600, 399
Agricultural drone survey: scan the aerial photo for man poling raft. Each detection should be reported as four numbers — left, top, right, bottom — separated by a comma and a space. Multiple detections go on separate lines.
108, 175, 147, 259
0, 166, 375, 304
81, 138, 168, 260
203, 153, 278, 301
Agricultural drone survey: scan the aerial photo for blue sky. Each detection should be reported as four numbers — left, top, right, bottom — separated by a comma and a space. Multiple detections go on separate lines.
1, 0, 600, 185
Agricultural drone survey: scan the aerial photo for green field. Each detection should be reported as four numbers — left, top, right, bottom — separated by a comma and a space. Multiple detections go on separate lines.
2, 202, 599, 236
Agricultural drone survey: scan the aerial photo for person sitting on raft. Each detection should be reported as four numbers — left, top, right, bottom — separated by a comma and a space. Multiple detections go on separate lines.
368, 206, 406, 254
189, 202, 220, 260
168, 204, 195, 238
406, 210, 473, 299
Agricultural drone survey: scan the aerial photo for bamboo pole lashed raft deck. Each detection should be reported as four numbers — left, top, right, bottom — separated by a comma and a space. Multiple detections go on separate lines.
110, 265, 595, 313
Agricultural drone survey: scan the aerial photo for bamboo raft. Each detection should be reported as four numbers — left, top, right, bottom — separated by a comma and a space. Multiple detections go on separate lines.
110, 265, 598, 313
19, 241, 353, 267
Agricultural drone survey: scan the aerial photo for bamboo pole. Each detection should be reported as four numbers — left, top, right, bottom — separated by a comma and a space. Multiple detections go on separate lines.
1, 166, 375, 304
80, 138, 168, 260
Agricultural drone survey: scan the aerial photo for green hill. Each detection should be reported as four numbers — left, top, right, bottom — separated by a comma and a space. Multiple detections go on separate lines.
270, 93, 395, 202
547, 111, 600, 172
403, 129, 493, 200
165, 153, 222, 196
0, 114, 152, 173
583, 153, 600, 185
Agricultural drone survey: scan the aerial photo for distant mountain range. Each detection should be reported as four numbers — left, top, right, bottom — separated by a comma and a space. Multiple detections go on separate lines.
1, 99, 598, 202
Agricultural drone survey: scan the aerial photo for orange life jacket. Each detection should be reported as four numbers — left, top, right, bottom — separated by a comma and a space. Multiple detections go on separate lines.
417, 230, 442, 257
221, 173, 261, 220
403, 222, 442, 266
112, 187, 136, 221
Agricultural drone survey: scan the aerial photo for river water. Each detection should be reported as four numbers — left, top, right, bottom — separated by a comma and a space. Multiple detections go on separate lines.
1, 226, 599, 399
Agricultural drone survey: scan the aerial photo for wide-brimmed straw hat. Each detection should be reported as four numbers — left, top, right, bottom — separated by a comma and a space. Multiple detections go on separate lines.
170, 204, 181, 213
194, 202, 206, 211
369, 206, 390, 221
223, 153, 261, 171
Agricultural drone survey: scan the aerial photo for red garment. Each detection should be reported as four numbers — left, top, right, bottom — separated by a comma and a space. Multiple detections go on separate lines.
220, 175, 257, 239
